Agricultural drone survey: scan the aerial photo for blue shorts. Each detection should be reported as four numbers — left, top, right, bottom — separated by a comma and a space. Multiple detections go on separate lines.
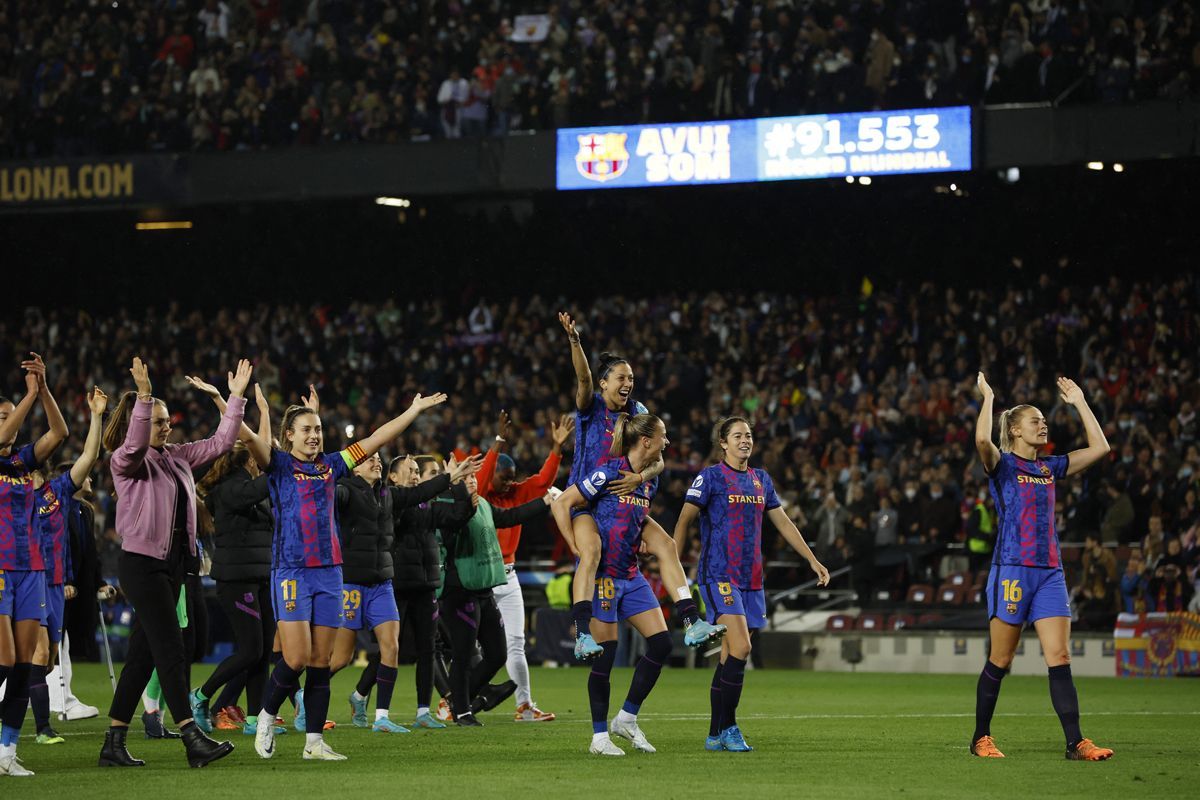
592, 573, 661, 623
43, 581, 65, 643
0, 569, 47, 623
986, 565, 1070, 625
701, 582, 767, 630
272, 566, 344, 628
341, 582, 400, 631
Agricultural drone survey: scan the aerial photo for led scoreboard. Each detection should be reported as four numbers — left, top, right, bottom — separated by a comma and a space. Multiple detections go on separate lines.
556, 106, 972, 190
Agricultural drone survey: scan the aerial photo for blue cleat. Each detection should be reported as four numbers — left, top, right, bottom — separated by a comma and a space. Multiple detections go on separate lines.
293, 688, 306, 732
705, 735, 726, 751
413, 712, 447, 729
371, 717, 410, 733
243, 719, 286, 736
684, 619, 727, 649
719, 725, 753, 752
188, 689, 212, 733
574, 633, 604, 662
349, 692, 369, 728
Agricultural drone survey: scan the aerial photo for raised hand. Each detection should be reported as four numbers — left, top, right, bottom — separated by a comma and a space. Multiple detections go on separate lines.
550, 414, 575, 448
1057, 376, 1084, 405
23, 364, 40, 395
185, 375, 221, 398
409, 392, 448, 413
450, 453, 484, 482
88, 386, 108, 415
301, 384, 320, 412
130, 356, 152, 396
977, 371, 994, 401
446, 454, 460, 482
227, 358, 253, 398
558, 311, 579, 340
496, 409, 513, 441
254, 383, 269, 413
20, 352, 47, 390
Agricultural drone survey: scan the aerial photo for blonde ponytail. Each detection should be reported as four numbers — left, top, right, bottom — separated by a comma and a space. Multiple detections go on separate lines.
999, 404, 1036, 453
609, 412, 662, 457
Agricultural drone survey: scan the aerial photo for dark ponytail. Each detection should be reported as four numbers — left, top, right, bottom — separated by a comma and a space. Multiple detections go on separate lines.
102, 390, 160, 452
609, 412, 663, 457
597, 351, 629, 382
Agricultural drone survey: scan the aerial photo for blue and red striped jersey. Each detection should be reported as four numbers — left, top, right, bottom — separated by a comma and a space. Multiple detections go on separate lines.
686, 462, 780, 590
569, 392, 648, 485
266, 444, 365, 569
576, 456, 658, 580
0, 443, 45, 571
37, 472, 78, 585
988, 452, 1070, 569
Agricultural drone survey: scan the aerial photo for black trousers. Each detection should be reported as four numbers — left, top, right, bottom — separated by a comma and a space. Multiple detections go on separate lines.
109, 544, 191, 724
201, 579, 274, 712
395, 585, 438, 708
181, 573, 208, 686
439, 585, 505, 718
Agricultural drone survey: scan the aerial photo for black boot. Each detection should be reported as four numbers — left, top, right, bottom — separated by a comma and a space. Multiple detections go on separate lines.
180, 722, 234, 768
98, 727, 145, 767
470, 680, 517, 714
142, 710, 182, 739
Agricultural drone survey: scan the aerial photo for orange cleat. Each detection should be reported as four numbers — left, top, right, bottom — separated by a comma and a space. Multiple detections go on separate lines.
1066, 738, 1113, 761
514, 702, 556, 723
213, 708, 241, 730
437, 698, 454, 722
323, 719, 337, 731
970, 735, 1005, 758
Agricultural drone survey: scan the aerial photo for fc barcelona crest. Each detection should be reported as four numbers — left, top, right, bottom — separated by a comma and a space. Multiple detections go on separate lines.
576, 133, 629, 183
285, 601, 296, 613
1039, 463, 1051, 476
346, 610, 356, 621
600, 600, 611, 612
1006, 603, 1017, 615
723, 595, 735, 606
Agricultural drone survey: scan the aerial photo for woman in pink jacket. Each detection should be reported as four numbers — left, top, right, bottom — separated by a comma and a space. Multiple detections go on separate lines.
97, 356, 252, 770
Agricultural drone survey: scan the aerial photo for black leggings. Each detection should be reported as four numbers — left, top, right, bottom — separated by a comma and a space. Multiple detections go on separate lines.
201, 579, 274, 712
439, 586, 506, 718
109, 547, 191, 725
396, 586, 438, 708
181, 573, 208, 687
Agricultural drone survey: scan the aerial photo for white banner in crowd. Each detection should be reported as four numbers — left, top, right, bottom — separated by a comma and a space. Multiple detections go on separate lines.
510, 14, 552, 43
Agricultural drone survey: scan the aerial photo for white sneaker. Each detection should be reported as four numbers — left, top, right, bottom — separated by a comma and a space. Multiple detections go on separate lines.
588, 734, 625, 756
0, 754, 34, 776
610, 716, 656, 753
62, 702, 100, 721
302, 741, 347, 761
254, 715, 277, 759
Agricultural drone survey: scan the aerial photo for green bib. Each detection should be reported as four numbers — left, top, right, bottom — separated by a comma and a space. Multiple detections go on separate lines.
454, 500, 507, 591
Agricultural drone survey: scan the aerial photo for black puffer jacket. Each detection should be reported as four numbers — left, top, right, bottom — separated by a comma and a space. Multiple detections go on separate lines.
392, 482, 473, 591
337, 473, 452, 586
206, 468, 272, 582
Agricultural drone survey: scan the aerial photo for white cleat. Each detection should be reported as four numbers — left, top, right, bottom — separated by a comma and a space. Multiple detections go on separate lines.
302, 741, 347, 761
58, 702, 100, 721
0, 754, 35, 776
610, 716, 656, 753
588, 734, 625, 756
254, 715, 277, 759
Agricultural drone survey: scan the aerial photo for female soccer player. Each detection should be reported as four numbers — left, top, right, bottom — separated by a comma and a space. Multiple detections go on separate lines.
29, 387, 108, 746
189, 439, 276, 736
247, 389, 447, 761
99, 356, 252, 769
971, 373, 1114, 761
674, 417, 829, 752
332, 450, 480, 732
551, 412, 675, 756
0, 354, 69, 777
558, 313, 723, 660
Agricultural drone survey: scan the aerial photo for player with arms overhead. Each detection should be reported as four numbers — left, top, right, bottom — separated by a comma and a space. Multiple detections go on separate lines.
551, 412, 675, 756
675, 417, 829, 752
244, 387, 447, 761
558, 313, 723, 661
971, 373, 1113, 762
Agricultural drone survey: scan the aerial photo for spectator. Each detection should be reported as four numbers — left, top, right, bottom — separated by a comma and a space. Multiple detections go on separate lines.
813, 490, 849, 559
437, 68, 469, 139
1119, 552, 1148, 614
1101, 480, 1135, 543
1147, 563, 1194, 612
1073, 561, 1120, 630
198, 0, 232, 43
921, 481, 959, 543
1081, 533, 1117, 584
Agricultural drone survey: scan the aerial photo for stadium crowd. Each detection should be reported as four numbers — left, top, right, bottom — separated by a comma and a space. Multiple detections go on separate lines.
1, 0, 1197, 157
4, 269, 1199, 636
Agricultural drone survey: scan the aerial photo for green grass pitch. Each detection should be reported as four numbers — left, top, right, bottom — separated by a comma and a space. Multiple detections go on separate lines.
8, 663, 1197, 798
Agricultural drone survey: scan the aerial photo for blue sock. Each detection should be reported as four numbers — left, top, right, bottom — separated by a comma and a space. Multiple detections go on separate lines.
304, 667, 331, 735
709, 661, 724, 737
1049, 664, 1083, 749
263, 661, 302, 717
0, 662, 32, 740
29, 664, 50, 733
973, 660, 1008, 741
572, 601, 593, 639
720, 656, 747, 731
375, 665, 398, 713
588, 641, 617, 734
623, 631, 671, 713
